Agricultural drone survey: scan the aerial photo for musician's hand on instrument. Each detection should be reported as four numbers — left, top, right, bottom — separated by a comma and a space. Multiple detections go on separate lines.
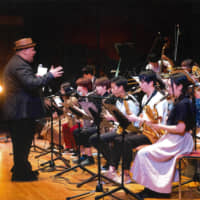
127, 114, 138, 122
105, 113, 115, 121
143, 119, 153, 126
150, 123, 161, 131
49, 65, 64, 78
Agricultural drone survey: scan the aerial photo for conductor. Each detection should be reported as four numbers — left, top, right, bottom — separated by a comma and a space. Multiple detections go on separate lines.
2, 37, 63, 181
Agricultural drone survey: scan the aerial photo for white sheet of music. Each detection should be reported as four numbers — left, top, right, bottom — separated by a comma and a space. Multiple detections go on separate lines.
37, 64, 48, 76
79, 101, 98, 119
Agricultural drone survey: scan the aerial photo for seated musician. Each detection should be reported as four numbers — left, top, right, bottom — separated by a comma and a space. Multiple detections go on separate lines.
146, 52, 172, 74
72, 77, 97, 166
72, 77, 111, 165
180, 58, 195, 73
59, 82, 78, 152
81, 65, 96, 90
89, 76, 140, 183
105, 70, 168, 184
130, 72, 195, 198
87, 77, 112, 170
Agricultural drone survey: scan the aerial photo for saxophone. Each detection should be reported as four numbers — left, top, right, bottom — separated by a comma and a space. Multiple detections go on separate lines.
142, 95, 168, 143
102, 101, 140, 135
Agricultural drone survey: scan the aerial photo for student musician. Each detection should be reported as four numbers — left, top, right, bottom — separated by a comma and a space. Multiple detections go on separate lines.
72, 77, 98, 166
130, 72, 195, 198
73, 77, 111, 165
105, 70, 168, 184
90, 76, 140, 183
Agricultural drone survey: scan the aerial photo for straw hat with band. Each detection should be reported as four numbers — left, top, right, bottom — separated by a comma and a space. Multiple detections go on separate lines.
14, 38, 36, 50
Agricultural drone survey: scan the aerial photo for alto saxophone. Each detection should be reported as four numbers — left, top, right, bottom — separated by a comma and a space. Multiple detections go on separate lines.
142, 95, 168, 143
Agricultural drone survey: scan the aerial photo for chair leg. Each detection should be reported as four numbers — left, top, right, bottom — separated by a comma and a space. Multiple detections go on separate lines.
179, 158, 182, 200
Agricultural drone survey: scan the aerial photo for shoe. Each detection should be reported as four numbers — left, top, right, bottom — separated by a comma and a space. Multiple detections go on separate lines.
80, 156, 95, 166
71, 151, 79, 158
32, 170, 39, 176
69, 148, 76, 153
72, 155, 87, 164
104, 171, 118, 180
101, 163, 109, 172
113, 174, 133, 184
12, 173, 38, 182
136, 188, 170, 198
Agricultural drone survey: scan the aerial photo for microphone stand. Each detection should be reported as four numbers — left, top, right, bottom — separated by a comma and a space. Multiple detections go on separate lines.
174, 24, 181, 64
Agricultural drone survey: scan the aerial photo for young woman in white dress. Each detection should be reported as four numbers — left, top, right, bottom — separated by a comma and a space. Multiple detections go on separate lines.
129, 72, 195, 198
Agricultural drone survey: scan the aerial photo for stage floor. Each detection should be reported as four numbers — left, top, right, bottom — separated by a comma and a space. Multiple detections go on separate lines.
0, 135, 200, 200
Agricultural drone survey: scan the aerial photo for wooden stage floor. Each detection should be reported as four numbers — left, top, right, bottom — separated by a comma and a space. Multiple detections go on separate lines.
0, 136, 200, 200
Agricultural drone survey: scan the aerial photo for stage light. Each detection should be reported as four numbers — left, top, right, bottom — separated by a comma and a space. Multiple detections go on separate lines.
0, 85, 3, 93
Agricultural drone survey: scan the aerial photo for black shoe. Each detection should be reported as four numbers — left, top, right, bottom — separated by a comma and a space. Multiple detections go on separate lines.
80, 156, 95, 166
71, 151, 79, 157
101, 162, 109, 171
12, 173, 38, 182
136, 188, 170, 199
32, 170, 39, 176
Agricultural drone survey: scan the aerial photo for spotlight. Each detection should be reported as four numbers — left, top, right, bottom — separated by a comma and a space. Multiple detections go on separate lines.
0, 85, 3, 93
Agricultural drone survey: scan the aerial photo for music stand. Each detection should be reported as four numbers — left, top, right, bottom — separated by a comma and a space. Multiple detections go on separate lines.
95, 103, 142, 200
30, 119, 48, 153
54, 105, 96, 178
37, 96, 70, 172
65, 102, 121, 200
75, 107, 120, 187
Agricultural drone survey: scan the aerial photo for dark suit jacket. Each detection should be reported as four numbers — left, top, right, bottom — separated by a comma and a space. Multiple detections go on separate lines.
2, 54, 54, 120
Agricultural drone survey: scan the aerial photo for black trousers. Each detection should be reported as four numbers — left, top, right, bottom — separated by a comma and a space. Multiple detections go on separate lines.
9, 119, 35, 177
89, 131, 117, 167
73, 126, 97, 148
111, 133, 151, 170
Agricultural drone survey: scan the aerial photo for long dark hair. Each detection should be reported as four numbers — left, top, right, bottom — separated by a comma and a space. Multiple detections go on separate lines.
170, 72, 193, 100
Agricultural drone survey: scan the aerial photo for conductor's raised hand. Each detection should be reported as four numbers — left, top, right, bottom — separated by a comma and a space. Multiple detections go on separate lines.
49, 65, 64, 78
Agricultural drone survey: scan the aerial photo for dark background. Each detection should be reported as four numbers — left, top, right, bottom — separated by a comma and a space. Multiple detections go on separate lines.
0, 0, 200, 90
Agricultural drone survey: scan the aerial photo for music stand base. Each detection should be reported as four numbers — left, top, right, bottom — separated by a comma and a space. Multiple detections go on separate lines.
95, 185, 143, 200
66, 190, 96, 200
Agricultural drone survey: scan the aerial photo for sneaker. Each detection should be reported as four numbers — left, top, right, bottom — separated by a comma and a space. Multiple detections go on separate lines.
72, 155, 87, 164
69, 148, 76, 153
80, 156, 95, 166
101, 162, 109, 170
71, 152, 78, 157
104, 171, 118, 180
113, 174, 132, 184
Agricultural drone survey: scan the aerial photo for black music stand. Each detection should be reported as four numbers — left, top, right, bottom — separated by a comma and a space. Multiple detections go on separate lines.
54, 105, 96, 178
75, 107, 119, 187
95, 104, 142, 200
31, 136, 47, 153
30, 119, 48, 153
65, 103, 121, 200
37, 96, 70, 172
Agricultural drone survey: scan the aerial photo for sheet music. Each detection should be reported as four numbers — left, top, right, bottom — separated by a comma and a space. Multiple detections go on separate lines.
69, 105, 91, 120
79, 101, 98, 119
37, 64, 48, 76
